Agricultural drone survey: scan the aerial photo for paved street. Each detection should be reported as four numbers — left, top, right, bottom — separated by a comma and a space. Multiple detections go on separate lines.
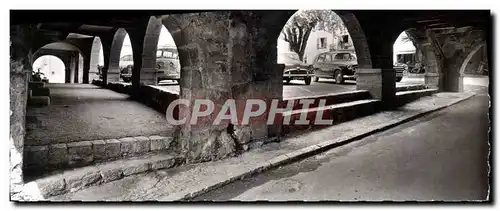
194, 86, 490, 201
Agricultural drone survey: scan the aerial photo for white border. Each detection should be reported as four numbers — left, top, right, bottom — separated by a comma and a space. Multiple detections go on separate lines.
2, 0, 498, 210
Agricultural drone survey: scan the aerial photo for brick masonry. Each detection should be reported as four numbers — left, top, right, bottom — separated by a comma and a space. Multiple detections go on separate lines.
24, 135, 174, 171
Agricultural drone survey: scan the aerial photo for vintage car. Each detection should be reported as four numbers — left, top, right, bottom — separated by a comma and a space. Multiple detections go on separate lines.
118, 47, 181, 84
278, 52, 314, 85
119, 55, 133, 82
312, 50, 358, 84
156, 46, 180, 84
393, 62, 406, 82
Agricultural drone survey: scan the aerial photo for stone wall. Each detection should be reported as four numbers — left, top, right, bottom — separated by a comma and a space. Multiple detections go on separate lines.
10, 61, 29, 200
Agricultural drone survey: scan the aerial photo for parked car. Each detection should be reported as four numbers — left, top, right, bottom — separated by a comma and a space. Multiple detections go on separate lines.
119, 55, 133, 82
312, 50, 357, 84
393, 62, 406, 82
156, 46, 180, 84
278, 52, 314, 85
118, 48, 181, 84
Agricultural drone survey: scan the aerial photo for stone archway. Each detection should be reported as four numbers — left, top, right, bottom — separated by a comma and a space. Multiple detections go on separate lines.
33, 41, 83, 84
335, 11, 373, 69
459, 42, 486, 75
139, 16, 164, 85
89, 36, 104, 82
32, 55, 66, 83
108, 28, 129, 83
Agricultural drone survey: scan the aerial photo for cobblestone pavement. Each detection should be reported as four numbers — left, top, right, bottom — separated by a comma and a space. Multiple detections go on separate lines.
25, 84, 173, 145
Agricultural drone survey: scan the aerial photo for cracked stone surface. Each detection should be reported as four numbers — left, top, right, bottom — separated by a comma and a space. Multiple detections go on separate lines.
47, 90, 477, 201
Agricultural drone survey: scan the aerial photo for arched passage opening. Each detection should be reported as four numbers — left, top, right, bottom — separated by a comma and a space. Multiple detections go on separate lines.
33, 41, 84, 84
32, 55, 66, 83
460, 43, 488, 76
277, 10, 369, 97
392, 30, 423, 84
155, 24, 180, 86
108, 28, 133, 83
137, 16, 180, 87
89, 36, 104, 82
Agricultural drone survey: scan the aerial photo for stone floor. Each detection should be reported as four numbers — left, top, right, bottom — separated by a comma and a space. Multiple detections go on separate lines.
45, 87, 481, 201
25, 83, 174, 145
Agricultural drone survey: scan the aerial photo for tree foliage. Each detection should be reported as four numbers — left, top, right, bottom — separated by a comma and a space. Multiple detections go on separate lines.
281, 10, 348, 61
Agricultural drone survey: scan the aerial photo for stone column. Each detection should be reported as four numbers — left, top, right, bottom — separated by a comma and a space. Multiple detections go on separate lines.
128, 31, 145, 94
89, 37, 102, 82
73, 53, 79, 83
140, 17, 162, 86
166, 12, 285, 163
10, 60, 29, 200
356, 34, 396, 108
421, 42, 444, 90
82, 56, 90, 84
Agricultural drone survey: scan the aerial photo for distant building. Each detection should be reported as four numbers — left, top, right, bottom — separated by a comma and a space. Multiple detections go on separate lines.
393, 32, 417, 66
278, 29, 355, 65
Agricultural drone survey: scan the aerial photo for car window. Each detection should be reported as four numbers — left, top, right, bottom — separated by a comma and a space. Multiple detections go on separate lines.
324, 54, 333, 62
121, 55, 132, 61
156, 50, 163, 58
334, 53, 351, 61
278, 52, 302, 64
316, 54, 326, 63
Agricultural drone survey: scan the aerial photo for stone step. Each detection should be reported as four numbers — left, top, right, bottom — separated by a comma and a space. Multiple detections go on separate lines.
23, 135, 175, 177
27, 96, 50, 106
26, 151, 181, 198
29, 81, 45, 90
30, 87, 50, 97
396, 84, 428, 92
281, 90, 373, 110
396, 88, 440, 106
281, 99, 381, 135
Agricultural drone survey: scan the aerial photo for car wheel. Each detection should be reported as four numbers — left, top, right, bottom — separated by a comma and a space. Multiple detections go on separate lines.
314, 76, 319, 82
305, 77, 312, 85
285, 79, 291, 84
396, 77, 403, 82
175, 79, 180, 84
334, 70, 344, 84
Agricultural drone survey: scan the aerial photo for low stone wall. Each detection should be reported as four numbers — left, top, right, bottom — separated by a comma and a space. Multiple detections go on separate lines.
91, 80, 180, 114
24, 135, 174, 175
395, 89, 439, 107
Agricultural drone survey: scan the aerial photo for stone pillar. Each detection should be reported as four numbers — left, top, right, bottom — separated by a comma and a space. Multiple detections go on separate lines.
129, 31, 145, 94
166, 12, 284, 163
68, 54, 75, 84
10, 60, 29, 200
82, 57, 90, 84
140, 17, 162, 85
65, 66, 71, 83
357, 68, 396, 102
73, 53, 79, 83
356, 32, 396, 108
107, 29, 127, 83
89, 37, 102, 82
421, 42, 444, 90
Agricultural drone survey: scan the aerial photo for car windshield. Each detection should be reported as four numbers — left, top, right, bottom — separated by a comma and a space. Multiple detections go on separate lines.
278, 52, 302, 65
157, 48, 179, 59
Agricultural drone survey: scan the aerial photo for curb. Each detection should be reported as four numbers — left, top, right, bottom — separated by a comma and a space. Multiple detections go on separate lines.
178, 92, 477, 201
